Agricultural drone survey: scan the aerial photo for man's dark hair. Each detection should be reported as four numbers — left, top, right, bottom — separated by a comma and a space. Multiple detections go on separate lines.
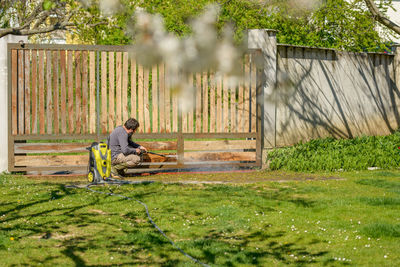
124, 118, 140, 131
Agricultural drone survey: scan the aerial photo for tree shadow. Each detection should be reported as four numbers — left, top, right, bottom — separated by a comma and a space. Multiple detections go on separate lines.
275, 46, 400, 146
2, 181, 329, 266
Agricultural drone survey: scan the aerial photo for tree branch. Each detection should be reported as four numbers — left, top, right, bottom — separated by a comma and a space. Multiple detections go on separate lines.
0, 22, 74, 38
0, 0, 115, 40
364, 0, 400, 35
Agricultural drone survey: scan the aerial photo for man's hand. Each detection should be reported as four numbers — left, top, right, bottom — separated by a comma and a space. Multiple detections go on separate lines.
136, 146, 147, 155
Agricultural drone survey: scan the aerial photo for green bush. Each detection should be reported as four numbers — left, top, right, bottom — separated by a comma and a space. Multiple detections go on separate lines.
267, 132, 400, 171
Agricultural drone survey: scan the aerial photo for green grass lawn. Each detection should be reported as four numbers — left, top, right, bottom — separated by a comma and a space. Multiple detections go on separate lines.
1, 170, 399, 266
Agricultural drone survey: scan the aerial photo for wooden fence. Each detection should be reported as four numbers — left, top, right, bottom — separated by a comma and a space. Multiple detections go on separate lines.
8, 43, 263, 173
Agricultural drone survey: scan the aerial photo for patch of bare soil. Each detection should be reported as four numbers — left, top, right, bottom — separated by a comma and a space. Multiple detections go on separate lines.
88, 209, 108, 215
30, 232, 75, 240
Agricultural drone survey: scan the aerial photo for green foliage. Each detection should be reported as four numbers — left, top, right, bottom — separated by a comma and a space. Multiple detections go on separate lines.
138, 0, 210, 36
74, 0, 394, 52
42, 0, 55, 10
0, 0, 394, 51
71, 1, 135, 45
268, 132, 400, 172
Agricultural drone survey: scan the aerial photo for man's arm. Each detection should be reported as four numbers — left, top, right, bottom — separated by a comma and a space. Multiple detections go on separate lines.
128, 138, 140, 149
118, 134, 138, 155
129, 137, 147, 153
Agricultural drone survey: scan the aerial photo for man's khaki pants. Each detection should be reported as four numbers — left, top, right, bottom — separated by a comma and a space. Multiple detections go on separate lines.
111, 153, 141, 173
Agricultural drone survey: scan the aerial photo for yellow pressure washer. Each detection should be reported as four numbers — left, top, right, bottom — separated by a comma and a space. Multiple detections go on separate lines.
86, 142, 112, 183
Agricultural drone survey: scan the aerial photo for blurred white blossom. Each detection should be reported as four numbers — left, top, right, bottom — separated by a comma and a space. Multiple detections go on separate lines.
99, 0, 121, 16
129, 4, 246, 112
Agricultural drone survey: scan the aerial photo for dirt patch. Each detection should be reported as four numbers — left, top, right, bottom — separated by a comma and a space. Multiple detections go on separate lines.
30, 232, 75, 240
88, 209, 108, 215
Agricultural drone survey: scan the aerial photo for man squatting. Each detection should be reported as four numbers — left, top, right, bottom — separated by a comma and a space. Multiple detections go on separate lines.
108, 118, 147, 176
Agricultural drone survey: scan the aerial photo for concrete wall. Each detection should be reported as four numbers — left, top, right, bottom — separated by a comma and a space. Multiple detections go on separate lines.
0, 35, 27, 172
275, 46, 400, 146
248, 29, 400, 150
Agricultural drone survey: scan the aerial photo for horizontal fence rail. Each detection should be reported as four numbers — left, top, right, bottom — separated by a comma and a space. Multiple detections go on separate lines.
8, 43, 263, 173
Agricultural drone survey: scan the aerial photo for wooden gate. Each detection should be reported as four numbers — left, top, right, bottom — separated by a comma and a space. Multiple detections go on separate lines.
8, 43, 263, 174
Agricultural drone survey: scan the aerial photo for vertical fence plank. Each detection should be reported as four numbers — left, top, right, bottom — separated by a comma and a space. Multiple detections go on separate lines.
67, 50, 74, 134
165, 66, 171, 133
39, 50, 45, 134
244, 54, 250, 132
223, 75, 229, 132
11, 50, 17, 135
187, 74, 194, 133
116, 52, 122, 127
108, 52, 115, 131
159, 64, 165, 132
230, 83, 236, 133
152, 65, 158, 132
181, 74, 187, 133
75, 51, 82, 133
238, 68, 244, 133
81, 51, 88, 133
46, 50, 52, 134
195, 73, 202, 132
89, 51, 96, 134
209, 72, 215, 132
31, 50, 38, 134
250, 54, 257, 133
18, 50, 24, 134
122, 52, 129, 123
216, 74, 222, 132
24, 50, 31, 134
60, 50, 67, 134
144, 67, 151, 132
52, 51, 59, 134
101, 51, 107, 133
172, 85, 178, 133
202, 72, 208, 132
138, 64, 144, 133
130, 59, 137, 120
182, 97, 187, 133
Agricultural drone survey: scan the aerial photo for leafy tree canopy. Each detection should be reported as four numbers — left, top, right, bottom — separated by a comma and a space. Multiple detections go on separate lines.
0, 0, 395, 52
77, 0, 394, 52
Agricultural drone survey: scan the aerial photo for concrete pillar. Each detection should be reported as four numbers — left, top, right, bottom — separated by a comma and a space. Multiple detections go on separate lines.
393, 46, 400, 130
247, 29, 277, 166
0, 35, 28, 172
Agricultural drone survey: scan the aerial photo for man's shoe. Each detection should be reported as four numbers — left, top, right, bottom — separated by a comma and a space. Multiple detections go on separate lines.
111, 171, 121, 179
111, 166, 124, 178
118, 168, 126, 176
111, 167, 121, 179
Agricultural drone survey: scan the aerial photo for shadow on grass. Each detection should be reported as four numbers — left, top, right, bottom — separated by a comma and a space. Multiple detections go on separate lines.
184, 228, 328, 266
1, 182, 329, 266
356, 178, 400, 194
